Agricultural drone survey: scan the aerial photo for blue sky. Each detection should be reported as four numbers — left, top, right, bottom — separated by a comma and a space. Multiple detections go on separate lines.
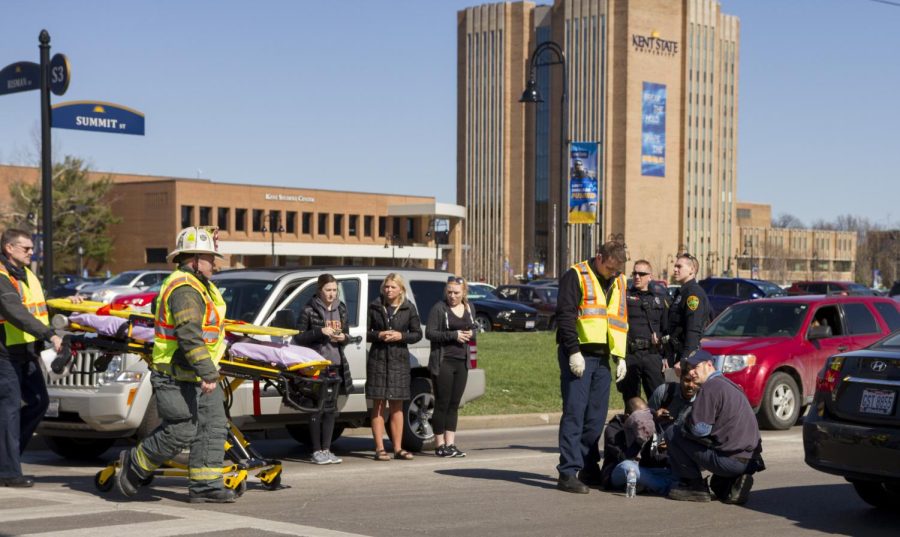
1, 0, 897, 227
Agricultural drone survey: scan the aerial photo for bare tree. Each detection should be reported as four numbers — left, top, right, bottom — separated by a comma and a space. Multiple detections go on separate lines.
772, 213, 805, 229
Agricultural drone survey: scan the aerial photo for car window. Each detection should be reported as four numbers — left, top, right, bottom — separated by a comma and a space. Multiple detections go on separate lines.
538, 287, 558, 303
339, 279, 361, 327
519, 288, 535, 302
806, 283, 828, 294
105, 271, 140, 286
737, 282, 758, 299
755, 280, 786, 296
873, 302, 900, 332
137, 274, 158, 287
467, 284, 493, 300
842, 303, 880, 335
713, 281, 737, 297
704, 302, 808, 337
496, 287, 518, 300
811, 305, 843, 336
215, 280, 276, 323
409, 280, 447, 327
281, 284, 318, 325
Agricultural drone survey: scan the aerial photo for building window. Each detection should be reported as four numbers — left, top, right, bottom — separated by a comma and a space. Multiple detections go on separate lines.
349, 215, 358, 237
285, 211, 297, 234
364, 216, 373, 237
302, 212, 312, 234
318, 213, 329, 235
181, 206, 194, 228
146, 248, 168, 264
406, 218, 415, 240
235, 208, 247, 231
198, 206, 212, 226
334, 214, 344, 236
378, 216, 386, 237
252, 209, 265, 232
217, 208, 229, 231
393, 218, 401, 238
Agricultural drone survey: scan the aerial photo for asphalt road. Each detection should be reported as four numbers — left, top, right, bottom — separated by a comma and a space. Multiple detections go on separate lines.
3, 425, 898, 537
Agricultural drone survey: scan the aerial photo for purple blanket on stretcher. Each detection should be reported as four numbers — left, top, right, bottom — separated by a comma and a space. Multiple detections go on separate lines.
68, 313, 325, 368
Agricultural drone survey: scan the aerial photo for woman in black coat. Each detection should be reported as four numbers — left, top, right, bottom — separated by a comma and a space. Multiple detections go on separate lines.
426, 276, 474, 458
366, 273, 422, 461
295, 273, 353, 465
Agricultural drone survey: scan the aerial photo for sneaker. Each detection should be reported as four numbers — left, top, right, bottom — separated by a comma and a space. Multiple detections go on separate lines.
115, 449, 142, 498
435, 445, 452, 458
326, 450, 343, 464
721, 474, 753, 505
188, 488, 237, 504
557, 473, 589, 494
447, 444, 467, 458
311, 450, 331, 465
667, 478, 711, 502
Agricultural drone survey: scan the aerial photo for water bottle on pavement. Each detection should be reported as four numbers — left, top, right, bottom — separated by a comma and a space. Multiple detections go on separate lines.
625, 467, 637, 498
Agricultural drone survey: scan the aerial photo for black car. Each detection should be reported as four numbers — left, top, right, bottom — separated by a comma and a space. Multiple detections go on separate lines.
470, 297, 540, 333
492, 284, 557, 329
803, 327, 900, 509
699, 277, 786, 318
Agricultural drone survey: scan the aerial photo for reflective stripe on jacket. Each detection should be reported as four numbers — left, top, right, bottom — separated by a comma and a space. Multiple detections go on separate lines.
151, 269, 226, 381
0, 265, 49, 345
572, 261, 628, 357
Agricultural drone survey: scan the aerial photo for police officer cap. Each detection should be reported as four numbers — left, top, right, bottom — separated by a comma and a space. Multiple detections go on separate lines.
684, 349, 715, 367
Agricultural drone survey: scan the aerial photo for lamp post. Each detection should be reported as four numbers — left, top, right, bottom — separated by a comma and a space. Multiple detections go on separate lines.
743, 238, 755, 279
705, 251, 719, 277
261, 211, 284, 266
384, 234, 403, 265
426, 218, 444, 269
521, 40, 568, 278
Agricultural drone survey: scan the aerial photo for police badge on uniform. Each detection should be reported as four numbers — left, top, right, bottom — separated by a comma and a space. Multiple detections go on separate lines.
687, 295, 700, 311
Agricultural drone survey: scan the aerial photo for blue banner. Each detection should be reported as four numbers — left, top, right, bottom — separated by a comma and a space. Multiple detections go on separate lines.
0, 61, 40, 96
51, 101, 145, 135
568, 142, 599, 224
641, 82, 666, 177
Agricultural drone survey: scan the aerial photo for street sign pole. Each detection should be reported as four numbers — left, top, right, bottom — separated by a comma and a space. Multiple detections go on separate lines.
39, 30, 53, 288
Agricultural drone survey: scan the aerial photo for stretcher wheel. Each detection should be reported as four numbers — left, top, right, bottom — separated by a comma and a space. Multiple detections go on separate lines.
234, 479, 247, 498
262, 473, 281, 490
94, 470, 114, 492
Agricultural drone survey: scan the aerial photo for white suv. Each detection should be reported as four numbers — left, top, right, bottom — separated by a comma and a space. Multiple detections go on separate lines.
39, 268, 485, 459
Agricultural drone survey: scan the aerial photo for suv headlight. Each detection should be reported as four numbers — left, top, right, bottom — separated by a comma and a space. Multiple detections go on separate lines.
719, 354, 756, 373
97, 355, 123, 385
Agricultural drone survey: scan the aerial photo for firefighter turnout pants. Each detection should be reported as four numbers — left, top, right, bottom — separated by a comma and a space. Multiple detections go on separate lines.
132, 371, 227, 494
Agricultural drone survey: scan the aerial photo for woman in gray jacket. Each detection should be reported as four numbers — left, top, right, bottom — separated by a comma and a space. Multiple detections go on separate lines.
426, 276, 474, 458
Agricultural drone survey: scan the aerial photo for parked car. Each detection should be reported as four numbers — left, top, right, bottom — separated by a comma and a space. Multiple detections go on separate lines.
110, 282, 162, 313
81, 270, 169, 303
699, 277, 786, 317
492, 284, 558, 329
526, 278, 558, 287
700, 295, 900, 430
803, 329, 900, 509
665, 283, 681, 301
40, 267, 486, 459
470, 296, 540, 333
467, 282, 496, 301
787, 280, 879, 296
889, 281, 900, 301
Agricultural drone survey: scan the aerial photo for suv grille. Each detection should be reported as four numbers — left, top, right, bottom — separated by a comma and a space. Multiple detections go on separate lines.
47, 350, 101, 387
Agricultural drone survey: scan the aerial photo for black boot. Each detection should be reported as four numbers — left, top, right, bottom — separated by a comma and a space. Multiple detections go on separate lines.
557, 473, 589, 494
0, 476, 34, 488
189, 488, 237, 504
721, 474, 753, 505
667, 478, 711, 502
115, 449, 143, 498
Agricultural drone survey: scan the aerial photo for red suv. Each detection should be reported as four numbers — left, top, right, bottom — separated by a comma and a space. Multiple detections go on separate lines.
787, 280, 878, 296
701, 295, 900, 430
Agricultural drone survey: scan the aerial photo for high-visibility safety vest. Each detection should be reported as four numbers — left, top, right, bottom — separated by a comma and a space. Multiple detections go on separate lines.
151, 269, 226, 382
572, 261, 628, 358
0, 264, 49, 345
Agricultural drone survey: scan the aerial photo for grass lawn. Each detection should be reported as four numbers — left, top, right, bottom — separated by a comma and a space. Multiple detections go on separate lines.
460, 331, 625, 416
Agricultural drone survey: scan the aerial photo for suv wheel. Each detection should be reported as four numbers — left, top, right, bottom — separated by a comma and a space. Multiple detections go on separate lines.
850, 480, 900, 509
45, 436, 115, 460
757, 372, 800, 430
402, 377, 434, 452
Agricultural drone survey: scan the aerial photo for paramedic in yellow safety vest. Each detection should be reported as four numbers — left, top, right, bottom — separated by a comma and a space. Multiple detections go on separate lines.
115, 226, 236, 504
554, 241, 629, 494
0, 229, 69, 487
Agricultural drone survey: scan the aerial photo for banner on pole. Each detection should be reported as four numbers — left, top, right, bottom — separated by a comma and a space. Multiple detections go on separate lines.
641, 82, 666, 177
568, 142, 599, 225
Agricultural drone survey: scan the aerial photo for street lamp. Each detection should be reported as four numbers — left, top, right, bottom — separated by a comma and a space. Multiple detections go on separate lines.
426, 218, 444, 269
521, 40, 567, 278
705, 251, 719, 277
261, 211, 284, 266
384, 234, 404, 265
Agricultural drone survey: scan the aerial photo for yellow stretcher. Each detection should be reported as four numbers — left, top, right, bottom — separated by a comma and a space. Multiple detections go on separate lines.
47, 299, 342, 496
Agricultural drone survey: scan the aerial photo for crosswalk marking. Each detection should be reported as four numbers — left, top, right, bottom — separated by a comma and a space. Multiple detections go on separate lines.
0, 488, 372, 537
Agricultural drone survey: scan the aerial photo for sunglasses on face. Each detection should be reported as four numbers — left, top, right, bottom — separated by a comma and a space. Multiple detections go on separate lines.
632, 271, 650, 277
447, 276, 465, 284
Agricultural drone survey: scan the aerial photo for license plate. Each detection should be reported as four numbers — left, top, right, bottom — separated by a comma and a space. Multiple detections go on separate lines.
859, 389, 895, 415
525, 320, 535, 329
45, 398, 59, 418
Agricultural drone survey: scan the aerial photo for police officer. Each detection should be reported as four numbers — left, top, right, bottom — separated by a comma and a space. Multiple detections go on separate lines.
618, 260, 667, 400
555, 241, 629, 493
666, 350, 761, 504
666, 253, 710, 368
116, 226, 235, 503
0, 229, 63, 487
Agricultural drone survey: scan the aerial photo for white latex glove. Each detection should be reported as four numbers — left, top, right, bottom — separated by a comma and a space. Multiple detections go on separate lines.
616, 358, 627, 382
568, 352, 586, 378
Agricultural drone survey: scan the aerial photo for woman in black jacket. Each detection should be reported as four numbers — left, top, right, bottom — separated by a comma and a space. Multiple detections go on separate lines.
366, 273, 422, 461
295, 273, 353, 465
426, 276, 474, 458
